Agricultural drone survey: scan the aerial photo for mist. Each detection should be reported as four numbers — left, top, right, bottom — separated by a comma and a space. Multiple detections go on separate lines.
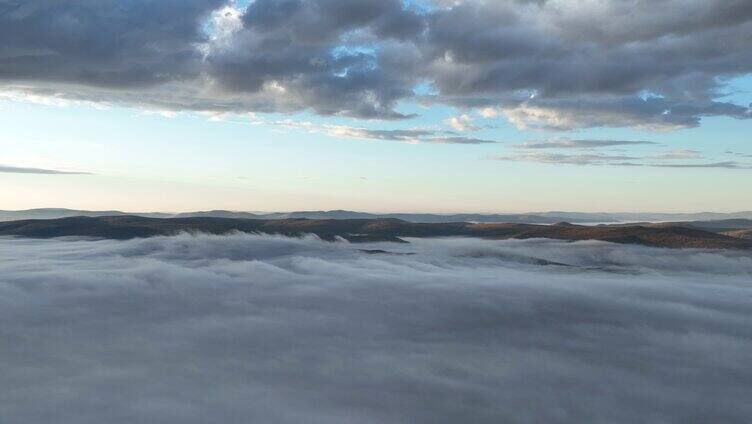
1, 234, 751, 423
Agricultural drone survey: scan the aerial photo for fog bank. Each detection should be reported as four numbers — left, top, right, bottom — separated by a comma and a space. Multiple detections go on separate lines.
1, 234, 751, 423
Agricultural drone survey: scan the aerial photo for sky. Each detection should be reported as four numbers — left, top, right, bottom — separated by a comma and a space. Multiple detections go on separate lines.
1, 0, 751, 213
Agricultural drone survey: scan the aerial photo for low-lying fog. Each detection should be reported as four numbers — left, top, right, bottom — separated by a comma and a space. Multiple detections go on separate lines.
2, 234, 751, 423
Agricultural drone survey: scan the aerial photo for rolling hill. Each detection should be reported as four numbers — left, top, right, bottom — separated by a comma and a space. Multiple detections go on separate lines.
1, 216, 750, 250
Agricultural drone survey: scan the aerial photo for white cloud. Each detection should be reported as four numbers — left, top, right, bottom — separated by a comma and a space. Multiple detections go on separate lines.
518, 138, 658, 149
492, 152, 640, 165
492, 150, 751, 168
502, 105, 574, 130
479, 107, 501, 119
649, 149, 703, 160
252, 119, 495, 144
499, 103, 690, 131
444, 114, 477, 132
1, 234, 751, 423
0, 89, 110, 109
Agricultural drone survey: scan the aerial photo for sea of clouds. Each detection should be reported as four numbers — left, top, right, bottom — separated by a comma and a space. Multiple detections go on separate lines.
1, 234, 751, 423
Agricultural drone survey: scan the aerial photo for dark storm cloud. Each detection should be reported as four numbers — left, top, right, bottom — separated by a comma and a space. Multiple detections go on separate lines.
1, 234, 752, 423
1, 0, 751, 127
0, 164, 90, 174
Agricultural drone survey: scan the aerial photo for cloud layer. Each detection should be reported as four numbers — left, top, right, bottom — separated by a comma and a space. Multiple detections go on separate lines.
261, 119, 497, 144
518, 139, 657, 149
1, 0, 751, 128
1, 234, 752, 423
492, 151, 752, 168
0, 164, 90, 174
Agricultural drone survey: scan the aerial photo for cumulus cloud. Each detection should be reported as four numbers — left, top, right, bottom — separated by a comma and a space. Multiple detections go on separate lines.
444, 114, 477, 132
424, 1, 752, 129
0, 164, 91, 174
1, 0, 751, 128
1, 234, 752, 423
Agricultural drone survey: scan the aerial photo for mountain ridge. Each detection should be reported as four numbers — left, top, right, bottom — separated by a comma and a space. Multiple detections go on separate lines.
4, 208, 752, 224
1, 216, 750, 250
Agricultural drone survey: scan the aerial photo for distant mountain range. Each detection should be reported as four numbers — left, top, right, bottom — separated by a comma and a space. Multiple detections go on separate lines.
3, 208, 752, 224
1, 216, 750, 250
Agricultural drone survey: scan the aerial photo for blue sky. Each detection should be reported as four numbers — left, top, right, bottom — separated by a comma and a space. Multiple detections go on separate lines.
1, 0, 751, 213
2, 87, 751, 213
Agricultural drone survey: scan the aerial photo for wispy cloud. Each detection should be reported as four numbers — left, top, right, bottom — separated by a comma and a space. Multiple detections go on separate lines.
422, 136, 497, 145
329, 126, 497, 145
257, 119, 498, 145
726, 150, 752, 158
322, 126, 433, 142
491, 153, 640, 165
518, 139, 657, 149
647, 149, 702, 160
652, 161, 750, 169
491, 152, 751, 169
0, 164, 91, 175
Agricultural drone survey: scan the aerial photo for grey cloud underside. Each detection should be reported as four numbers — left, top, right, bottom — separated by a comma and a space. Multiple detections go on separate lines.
1, 0, 751, 128
0, 0, 225, 87
1, 234, 752, 424
0, 164, 90, 174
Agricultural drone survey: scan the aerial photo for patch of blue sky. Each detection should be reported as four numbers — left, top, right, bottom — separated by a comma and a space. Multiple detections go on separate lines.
717, 73, 752, 105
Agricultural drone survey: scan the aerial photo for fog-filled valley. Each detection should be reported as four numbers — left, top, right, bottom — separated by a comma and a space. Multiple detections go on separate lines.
2, 234, 751, 423
3, 0, 752, 421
